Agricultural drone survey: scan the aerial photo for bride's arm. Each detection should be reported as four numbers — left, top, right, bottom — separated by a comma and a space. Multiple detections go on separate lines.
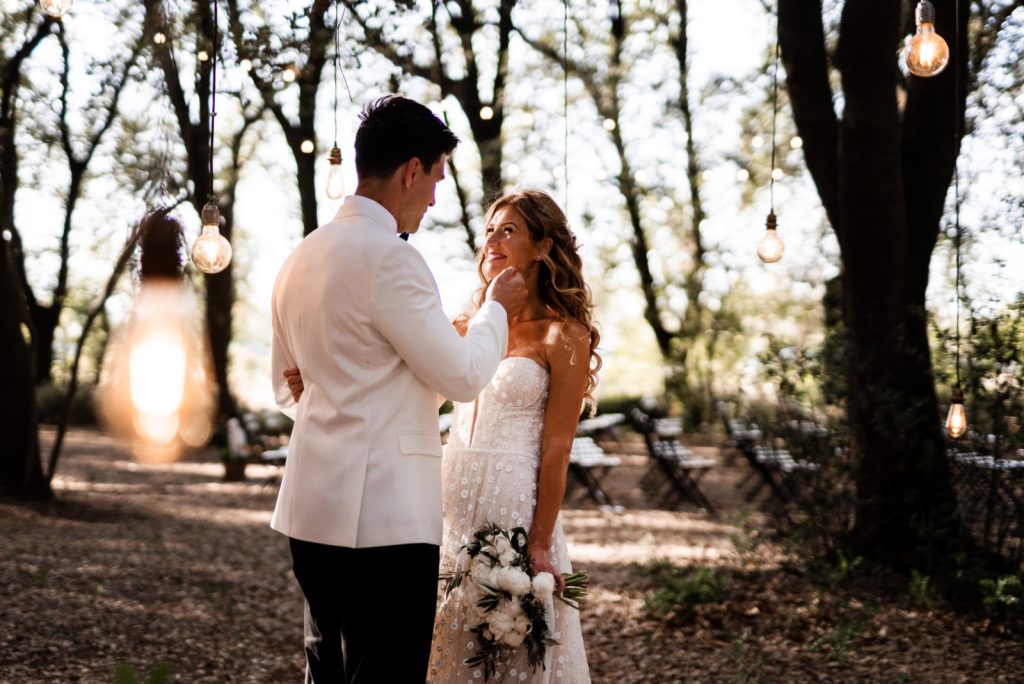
527, 320, 591, 590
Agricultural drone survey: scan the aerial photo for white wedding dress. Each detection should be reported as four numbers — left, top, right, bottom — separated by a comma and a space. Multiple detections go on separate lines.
428, 357, 591, 683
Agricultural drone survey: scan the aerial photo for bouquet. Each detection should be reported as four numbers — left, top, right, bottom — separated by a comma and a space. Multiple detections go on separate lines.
443, 522, 588, 680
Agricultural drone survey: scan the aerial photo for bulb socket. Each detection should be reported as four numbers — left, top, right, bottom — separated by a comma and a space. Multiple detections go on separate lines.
950, 385, 964, 404
328, 146, 342, 165
765, 212, 778, 231
201, 200, 220, 228
915, 0, 936, 26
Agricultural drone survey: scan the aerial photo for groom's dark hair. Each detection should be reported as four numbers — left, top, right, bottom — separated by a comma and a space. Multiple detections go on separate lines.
354, 95, 460, 180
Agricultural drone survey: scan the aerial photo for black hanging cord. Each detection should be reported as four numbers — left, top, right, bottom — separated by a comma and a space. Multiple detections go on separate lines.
333, 1, 341, 148
953, 0, 962, 387
562, 0, 569, 212
769, 38, 779, 214
207, 0, 219, 201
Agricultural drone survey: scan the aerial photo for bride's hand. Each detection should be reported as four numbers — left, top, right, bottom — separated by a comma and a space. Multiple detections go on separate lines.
528, 545, 565, 593
283, 367, 304, 402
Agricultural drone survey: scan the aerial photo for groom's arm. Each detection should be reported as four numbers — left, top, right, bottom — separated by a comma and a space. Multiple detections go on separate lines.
372, 243, 509, 403
270, 291, 299, 419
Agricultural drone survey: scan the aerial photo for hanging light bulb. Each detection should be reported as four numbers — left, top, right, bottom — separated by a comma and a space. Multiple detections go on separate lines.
153, 32, 167, 45
757, 212, 784, 263
904, 1, 949, 77
191, 200, 232, 274
326, 146, 345, 199
480, 105, 494, 121
946, 386, 967, 438
282, 65, 298, 83
97, 213, 216, 463
39, 0, 73, 18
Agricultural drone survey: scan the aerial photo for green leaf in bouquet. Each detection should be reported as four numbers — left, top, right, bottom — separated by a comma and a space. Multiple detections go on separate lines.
556, 571, 590, 609
443, 572, 464, 597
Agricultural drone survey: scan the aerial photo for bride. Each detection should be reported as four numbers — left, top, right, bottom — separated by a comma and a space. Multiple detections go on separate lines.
284, 189, 598, 683
429, 189, 599, 683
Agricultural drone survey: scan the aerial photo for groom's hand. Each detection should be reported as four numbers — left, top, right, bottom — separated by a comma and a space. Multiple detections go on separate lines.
283, 367, 304, 402
484, 267, 527, 319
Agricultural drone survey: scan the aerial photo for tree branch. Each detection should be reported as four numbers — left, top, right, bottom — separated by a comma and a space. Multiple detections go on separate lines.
777, 0, 840, 233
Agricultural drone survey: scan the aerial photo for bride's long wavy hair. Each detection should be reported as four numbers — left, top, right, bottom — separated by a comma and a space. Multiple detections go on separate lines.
472, 189, 602, 409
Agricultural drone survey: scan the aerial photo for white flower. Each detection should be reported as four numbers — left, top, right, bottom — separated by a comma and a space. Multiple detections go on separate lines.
456, 547, 471, 571
494, 534, 512, 556
497, 567, 532, 596
513, 614, 531, 635
497, 597, 521, 619
498, 547, 518, 566
502, 630, 526, 647
487, 609, 514, 639
531, 572, 556, 600
485, 566, 505, 589
470, 557, 493, 583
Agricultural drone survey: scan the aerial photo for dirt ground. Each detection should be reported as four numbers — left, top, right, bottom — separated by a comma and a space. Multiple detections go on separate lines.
1, 428, 1021, 683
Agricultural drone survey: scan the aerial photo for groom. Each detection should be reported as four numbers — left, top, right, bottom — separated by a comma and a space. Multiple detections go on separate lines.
270, 95, 525, 683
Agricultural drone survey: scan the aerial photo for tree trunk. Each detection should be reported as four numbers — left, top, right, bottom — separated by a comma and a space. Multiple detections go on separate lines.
779, 0, 966, 566
0, 237, 50, 500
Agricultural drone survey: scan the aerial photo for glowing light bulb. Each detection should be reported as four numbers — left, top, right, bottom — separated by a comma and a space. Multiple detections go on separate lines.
521, 112, 535, 127
771, 168, 784, 181
736, 169, 750, 182
300, 139, 315, 154
757, 212, 784, 263
97, 280, 216, 463
603, 118, 617, 132
198, 50, 209, 62
39, 0, 72, 18
946, 386, 967, 438
191, 201, 232, 274
282, 65, 298, 83
904, 1, 949, 78
325, 146, 345, 199
154, 32, 167, 45
480, 105, 494, 121
790, 136, 803, 149
751, 135, 764, 149
239, 58, 252, 72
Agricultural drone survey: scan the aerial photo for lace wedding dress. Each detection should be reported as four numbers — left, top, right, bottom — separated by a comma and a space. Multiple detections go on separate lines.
428, 357, 591, 684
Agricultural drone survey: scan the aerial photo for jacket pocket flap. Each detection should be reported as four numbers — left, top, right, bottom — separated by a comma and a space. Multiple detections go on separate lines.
398, 432, 443, 458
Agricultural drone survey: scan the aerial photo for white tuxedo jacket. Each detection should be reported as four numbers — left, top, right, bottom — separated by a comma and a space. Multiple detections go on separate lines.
270, 196, 508, 548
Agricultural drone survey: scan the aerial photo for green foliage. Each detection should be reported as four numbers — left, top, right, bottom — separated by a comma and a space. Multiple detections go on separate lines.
819, 550, 865, 590
932, 294, 1024, 456
807, 621, 866, 664
114, 661, 173, 684
725, 628, 763, 684
979, 574, 1024, 618
639, 561, 726, 618
907, 569, 936, 607
728, 512, 765, 562
35, 383, 97, 426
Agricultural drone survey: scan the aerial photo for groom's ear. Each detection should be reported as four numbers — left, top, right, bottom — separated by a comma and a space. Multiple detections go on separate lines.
399, 157, 422, 189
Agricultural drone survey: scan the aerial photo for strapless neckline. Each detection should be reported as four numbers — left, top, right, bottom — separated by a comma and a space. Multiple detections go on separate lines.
500, 355, 548, 374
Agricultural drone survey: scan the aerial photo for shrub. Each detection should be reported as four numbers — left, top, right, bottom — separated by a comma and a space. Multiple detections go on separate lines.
639, 561, 726, 618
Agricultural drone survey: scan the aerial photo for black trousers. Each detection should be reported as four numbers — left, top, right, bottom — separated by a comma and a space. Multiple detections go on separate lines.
289, 538, 440, 684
